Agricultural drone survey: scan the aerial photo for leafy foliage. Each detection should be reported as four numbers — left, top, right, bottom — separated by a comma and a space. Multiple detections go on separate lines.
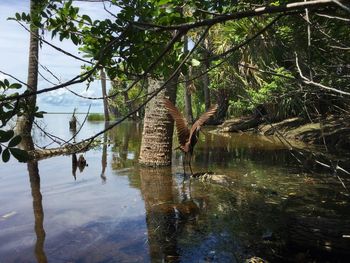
0, 80, 33, 162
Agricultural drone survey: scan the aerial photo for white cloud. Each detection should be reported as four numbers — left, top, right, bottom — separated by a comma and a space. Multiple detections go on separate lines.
0, 0, 111, 113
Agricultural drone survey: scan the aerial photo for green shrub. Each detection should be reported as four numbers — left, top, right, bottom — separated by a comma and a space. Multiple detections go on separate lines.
87, 113, 105, 121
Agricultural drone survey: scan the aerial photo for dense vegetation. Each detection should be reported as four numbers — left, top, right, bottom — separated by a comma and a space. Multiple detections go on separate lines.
0, 0, 349, 162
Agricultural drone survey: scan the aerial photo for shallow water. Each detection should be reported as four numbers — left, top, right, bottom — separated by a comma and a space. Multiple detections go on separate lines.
0, 114, 349, 262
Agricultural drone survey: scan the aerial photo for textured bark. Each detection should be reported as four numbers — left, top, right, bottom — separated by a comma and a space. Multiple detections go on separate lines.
16, 0, 41, 150
28, 140, 91, 160
100, 68, 110, 121
216, 88, 229, 122
139, 77, 178, 166
208, 88, 229, 125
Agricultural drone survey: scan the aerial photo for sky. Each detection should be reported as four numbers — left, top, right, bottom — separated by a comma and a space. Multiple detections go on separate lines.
0, 0, 116, 113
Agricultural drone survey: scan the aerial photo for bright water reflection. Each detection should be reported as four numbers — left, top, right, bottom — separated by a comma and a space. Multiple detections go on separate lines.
0, 114, 349, 262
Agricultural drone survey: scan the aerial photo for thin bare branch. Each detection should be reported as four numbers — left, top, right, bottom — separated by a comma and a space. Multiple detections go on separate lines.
15, 20, 93, 65
295, 53, 350, 96
0, 26, 129, 103
315, 12, 350, 21
331, 0, 350, 12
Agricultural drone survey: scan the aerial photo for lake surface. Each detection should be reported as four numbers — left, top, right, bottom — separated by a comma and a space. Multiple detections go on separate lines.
0, 114, 349, 262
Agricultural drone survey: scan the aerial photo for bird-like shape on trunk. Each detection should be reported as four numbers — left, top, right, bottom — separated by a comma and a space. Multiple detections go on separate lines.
164, 99, 218, 175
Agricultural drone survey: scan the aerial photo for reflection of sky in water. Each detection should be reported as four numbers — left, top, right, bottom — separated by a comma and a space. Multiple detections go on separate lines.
114, 152, 135, 160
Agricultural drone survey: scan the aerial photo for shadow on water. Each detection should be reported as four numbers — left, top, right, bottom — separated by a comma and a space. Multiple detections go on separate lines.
1, 119, 350, 262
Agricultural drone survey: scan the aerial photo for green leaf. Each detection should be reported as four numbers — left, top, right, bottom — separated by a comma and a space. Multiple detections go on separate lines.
9, 83, 22, 89
15, 13, 21, 20
2, 148, 10, 162
0, 145, 2, 155
191, 58, 200, 67
0, 130, 14, 143
4, 79, 9, 87
8, 135, 22, 147
71, 33, 80, 45
158, 0, 171, 5
82, 14, 92, 24
10, 148, 29, 162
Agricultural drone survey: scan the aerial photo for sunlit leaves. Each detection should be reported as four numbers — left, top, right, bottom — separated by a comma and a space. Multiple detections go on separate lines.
191, 58, 200, 67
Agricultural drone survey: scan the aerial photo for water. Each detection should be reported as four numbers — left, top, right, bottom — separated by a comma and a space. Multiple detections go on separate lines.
0, 114, 349, 262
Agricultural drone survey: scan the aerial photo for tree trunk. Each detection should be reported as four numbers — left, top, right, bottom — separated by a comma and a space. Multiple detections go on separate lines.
183, 35, 193, 123
139, 76, 178, 166
16, 0, 41, 150
208, 88, 229, 125
100, 68, 110, 122
203, 39, 211, 111
122, 88, 136, 120
216, 89, 229, 122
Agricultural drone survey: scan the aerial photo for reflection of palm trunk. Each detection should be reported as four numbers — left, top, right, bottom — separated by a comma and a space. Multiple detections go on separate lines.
139, 167, 179, 261
27, 160, 47, 263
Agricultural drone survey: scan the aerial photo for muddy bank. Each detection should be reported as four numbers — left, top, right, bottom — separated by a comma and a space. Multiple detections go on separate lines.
217, 115, 350, 152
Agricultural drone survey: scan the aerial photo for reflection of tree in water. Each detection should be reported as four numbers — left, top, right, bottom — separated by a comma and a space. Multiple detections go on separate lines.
194, 131, 299, 170
139, 167, 202, 262
27, 160, 48, 263
100, 122, 108, 182
110, 122, 142, 168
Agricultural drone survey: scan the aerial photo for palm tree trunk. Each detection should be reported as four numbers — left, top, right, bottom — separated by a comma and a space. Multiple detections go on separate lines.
139, 76, 178, 166
16, 0, 41, 150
